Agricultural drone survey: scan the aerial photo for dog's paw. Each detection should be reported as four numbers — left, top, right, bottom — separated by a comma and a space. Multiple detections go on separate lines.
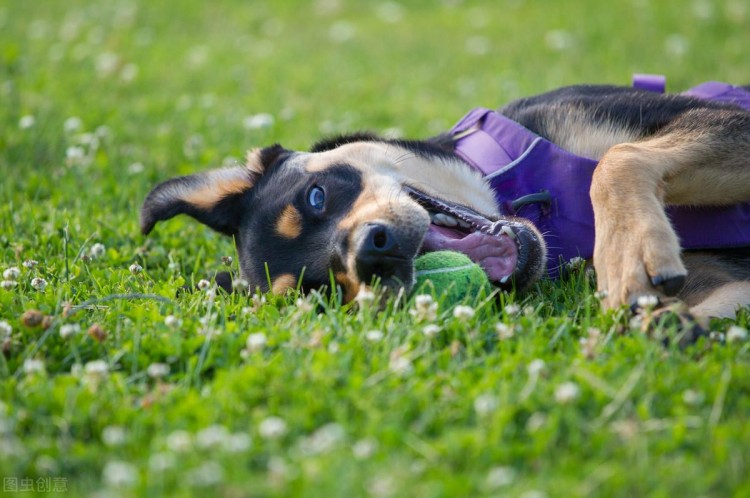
590, 162, 686, 309
633, 298, 708, 349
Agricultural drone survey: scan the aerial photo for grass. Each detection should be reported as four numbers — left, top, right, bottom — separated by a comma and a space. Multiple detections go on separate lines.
2, 0, 750, 496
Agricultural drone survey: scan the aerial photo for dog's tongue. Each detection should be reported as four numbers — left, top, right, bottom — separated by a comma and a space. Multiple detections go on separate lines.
421, 225, 517, 282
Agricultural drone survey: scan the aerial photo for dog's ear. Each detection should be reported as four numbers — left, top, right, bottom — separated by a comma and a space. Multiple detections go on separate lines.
140, 144, 290, 236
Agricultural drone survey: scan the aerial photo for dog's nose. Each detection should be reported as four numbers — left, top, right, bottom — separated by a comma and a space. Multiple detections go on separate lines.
356, 223, 404, 282
362, 223, 397, 254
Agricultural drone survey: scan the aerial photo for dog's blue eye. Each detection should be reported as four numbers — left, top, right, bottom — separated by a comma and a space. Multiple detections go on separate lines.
308, 186, 325, 210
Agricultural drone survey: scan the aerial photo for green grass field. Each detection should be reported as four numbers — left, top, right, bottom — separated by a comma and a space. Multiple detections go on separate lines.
2, 1, 750, 496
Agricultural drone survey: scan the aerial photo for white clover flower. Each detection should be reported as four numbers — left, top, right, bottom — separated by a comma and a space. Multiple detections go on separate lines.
365, 330, 384, 342
355, 285, 376, 308
525, 412, 547, 433
503, 303, 521, 316
90, 243, 106, 258
63, 116, 83, 133
453, 305, 475, 320
129, 263, 143, 275
422, 324, 440, 338
246, 332, 267, 352
726, 325, 748, 343
566, 256, 585, 270
465, 35, 490, 55
96, 52, 119, 76
474, 393, 499, 416
189, 461, 224, 487
300, 423, 345, 455
165, 430, 192, 452
59, 323, 81, 340
3, 267, 20, 280
258, 416, 288, 440
352, 437, 378, 460
221, 432, 251, 453
197, 279, 211, 290
366, 475, 395, 498
414, 294, 433, 308
102, 460, 138, 488
196, 425, 229, 449
328, 21, 356, 42
65, 145, 86, 163
527, 359, 546, 376
495, 322, 514, 340
127, 162, 144, 174
520, 490, 548, 498
554, 382, 581, 404
267, 456, 289, 478
682, 389, 704, 406
389, 355, 413, 376
376, 2, 404, 23
295, 297, 314, 313
242, 113, 275, 130
0, 280, 18, 289
164, 315, 182, 328
84, 359, 109, 377
232, 278, 249, 291
120, 63, 138, 82
410, 294, 438, 322
0, 321, 11, 340
148, 452, 176, 472
221, 256, 233, 266
23, 358, 45, 375
544, 29, 574, 51
19, 115, 36, 129
102, 426, 127, 447
30, 277, 47, 291
636, 294, 659, 309
22, 259, 39, 269
486, 466, 516, 488
147, 362, 169, 379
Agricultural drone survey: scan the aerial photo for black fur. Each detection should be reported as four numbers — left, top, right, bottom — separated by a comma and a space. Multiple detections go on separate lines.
239, 163, 363, 291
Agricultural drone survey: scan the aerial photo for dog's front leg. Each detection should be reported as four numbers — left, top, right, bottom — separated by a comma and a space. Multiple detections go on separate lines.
590, 108, 750, 311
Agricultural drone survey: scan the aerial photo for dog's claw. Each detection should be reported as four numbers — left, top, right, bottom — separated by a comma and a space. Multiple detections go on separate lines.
649, 274, 686, 296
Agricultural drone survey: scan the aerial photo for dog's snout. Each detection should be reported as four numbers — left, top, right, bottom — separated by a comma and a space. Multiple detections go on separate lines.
355, 223, 411, 285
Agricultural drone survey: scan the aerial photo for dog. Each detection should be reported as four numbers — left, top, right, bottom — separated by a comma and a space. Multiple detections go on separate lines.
141, 81, 750, 321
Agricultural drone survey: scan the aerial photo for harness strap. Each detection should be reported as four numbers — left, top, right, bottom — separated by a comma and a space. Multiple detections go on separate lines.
451, 79, 750, 277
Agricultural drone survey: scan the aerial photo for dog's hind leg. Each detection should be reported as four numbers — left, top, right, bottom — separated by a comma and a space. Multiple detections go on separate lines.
590, 107, 750, 314
688, 282, 750, 318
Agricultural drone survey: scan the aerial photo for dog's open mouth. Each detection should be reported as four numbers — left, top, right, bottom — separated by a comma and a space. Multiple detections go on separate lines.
405, 186, 539, 289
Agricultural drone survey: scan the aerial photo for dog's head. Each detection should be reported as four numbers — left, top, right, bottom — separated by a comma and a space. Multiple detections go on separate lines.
141, 134, 546, 301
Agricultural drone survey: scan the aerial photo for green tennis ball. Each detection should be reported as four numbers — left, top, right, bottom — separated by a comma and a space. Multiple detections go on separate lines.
413, 251, 491, 304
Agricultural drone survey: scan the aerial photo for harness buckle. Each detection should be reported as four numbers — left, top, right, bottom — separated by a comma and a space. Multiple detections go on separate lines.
510, 190, 552, 213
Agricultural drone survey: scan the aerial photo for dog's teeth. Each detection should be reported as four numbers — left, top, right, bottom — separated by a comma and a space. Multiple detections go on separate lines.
433, 213, 458, 227
500, 275, 510, 284
500, 226, 516, 239
457, 219, 471, 229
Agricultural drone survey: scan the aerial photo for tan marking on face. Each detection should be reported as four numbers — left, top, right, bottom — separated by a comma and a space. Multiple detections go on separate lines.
276, 204, 303, 239
337, 189, 382, 232
181, 168, 253, 210
245, 148, 265, 176
335, 271, 360, 303
271, 273, 297, 294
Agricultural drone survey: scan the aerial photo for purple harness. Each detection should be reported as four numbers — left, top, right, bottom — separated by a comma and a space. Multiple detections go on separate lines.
450, 76, 750, 276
